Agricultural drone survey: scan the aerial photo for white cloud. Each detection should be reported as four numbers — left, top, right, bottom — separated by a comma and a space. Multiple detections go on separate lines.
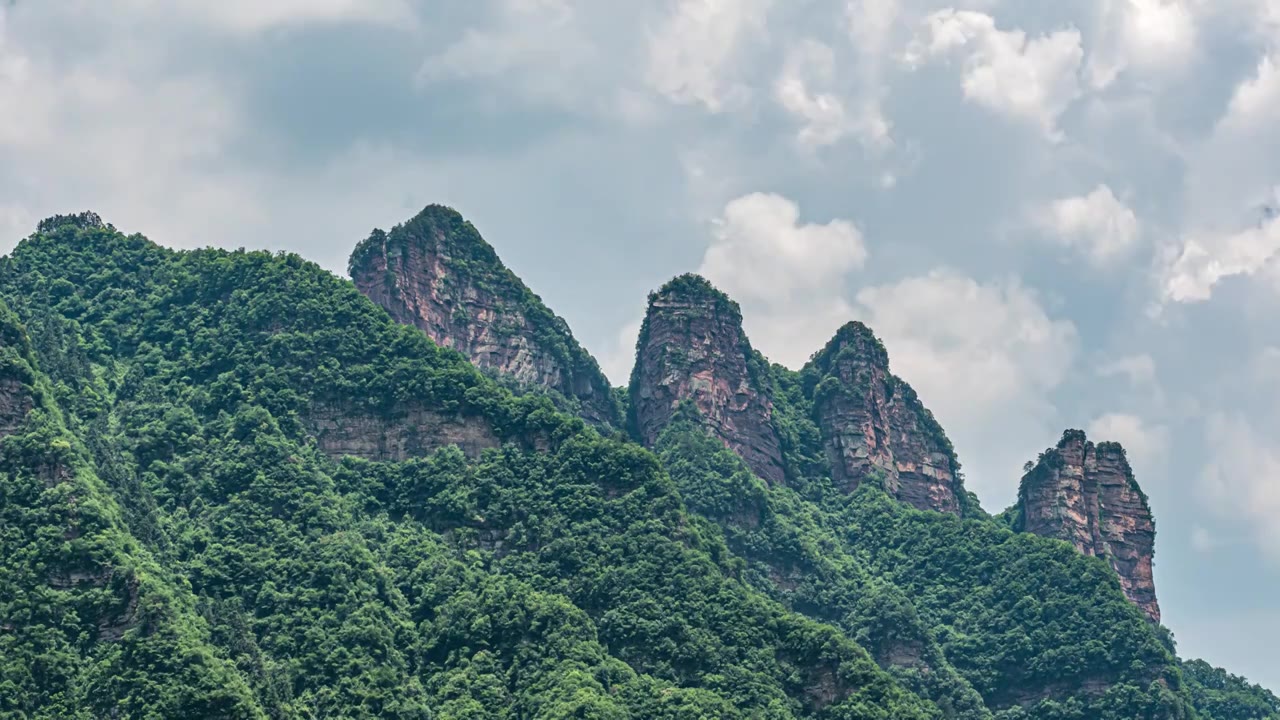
1087, 412, 1169, 476
906, 10, 1084, 140
775, 40, 864, 149
854, 270, 1078, 425
1202, 413, 1280, 561
1036, 184, 1141, 264
1220, 52, 1280, 132
1171, 53, 1280, 303
645, 0, 772, 112
599, 317, 644, 386
1088, 0, 1198, 89
842, 0, 901, 148
700, 192, 866, 305
1162, 197, 1280, 302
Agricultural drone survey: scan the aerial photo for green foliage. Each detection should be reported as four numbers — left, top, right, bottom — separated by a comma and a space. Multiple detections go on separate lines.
1182, 660, 1280, 720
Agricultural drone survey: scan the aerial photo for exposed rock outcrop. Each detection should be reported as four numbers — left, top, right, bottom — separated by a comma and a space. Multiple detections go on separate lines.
805, 322, 965, 514
1015, 430, 1160, 622
0, 377, 33, 439
349, 205, 622, 430
306, 402, 504, 462
629, 275, 786, 485
1, 307, 36, 440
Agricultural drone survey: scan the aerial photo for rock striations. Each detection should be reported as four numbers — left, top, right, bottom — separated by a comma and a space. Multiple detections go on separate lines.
349, 205, 622, 430
629, 274, 787, 485
1015, 430, 1160, 622
805, 322, 966, 514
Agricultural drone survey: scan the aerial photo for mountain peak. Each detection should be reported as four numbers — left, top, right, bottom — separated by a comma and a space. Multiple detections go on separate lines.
630, 274, 786, 485
805, 322, 965, 514
36, 211, 108, 234
348, 206, 622, 429
1016, 429, 1160, 622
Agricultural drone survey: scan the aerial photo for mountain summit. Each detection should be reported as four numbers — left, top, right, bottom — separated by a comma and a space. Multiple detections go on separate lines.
1015, 430, 1161, 622
349, 205, 622, 430
628, 274, 787, 486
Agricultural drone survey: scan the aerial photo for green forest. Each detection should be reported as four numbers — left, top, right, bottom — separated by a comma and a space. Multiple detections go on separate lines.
1, 212, 1276, 719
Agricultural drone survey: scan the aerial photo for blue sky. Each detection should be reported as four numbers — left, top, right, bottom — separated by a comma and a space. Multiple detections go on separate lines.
1, 0, 1278, 692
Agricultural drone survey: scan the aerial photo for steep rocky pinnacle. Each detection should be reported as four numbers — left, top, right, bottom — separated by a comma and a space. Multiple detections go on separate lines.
805, 322, 965, 514
629, 274, 787, 485
349, 204, 622, 430
1015, 430, 1161, 622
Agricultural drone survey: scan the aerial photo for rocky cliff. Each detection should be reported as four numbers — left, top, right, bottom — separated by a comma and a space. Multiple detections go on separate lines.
349, 205, 622, 429
0, 307, 36, 440
1015, 430, 1160, 622
629, 274, 786, 485
805, 322, 965, 514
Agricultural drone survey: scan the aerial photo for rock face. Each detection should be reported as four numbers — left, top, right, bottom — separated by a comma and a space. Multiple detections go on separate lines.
629, 275, 786, 486
0, 377, 33, 439
1, 311, 36, 439
1015, 430, 1160, 623
306, 403, 504, 462
349, 205, 621, 430
806, 322, 965, 514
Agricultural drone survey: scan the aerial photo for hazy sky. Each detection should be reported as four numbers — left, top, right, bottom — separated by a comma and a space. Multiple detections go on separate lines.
2, 0, 1278, 692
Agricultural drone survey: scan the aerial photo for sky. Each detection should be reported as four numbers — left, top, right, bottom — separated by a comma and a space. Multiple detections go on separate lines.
1, 0, 1278, 692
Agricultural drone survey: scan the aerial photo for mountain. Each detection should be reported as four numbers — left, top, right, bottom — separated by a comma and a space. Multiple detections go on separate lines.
1014, 430, 1161, 623
349, 205, 622, 430
629, 274, 787, 485
0, 207, 1275, 719
805, 321, 967, 514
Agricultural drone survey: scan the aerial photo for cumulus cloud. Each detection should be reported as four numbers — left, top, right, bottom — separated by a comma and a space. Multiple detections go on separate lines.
1036, 184, 1141, 265
645, 0, 772, 111
775, 40, 865, 149
855, 270, 1077, 424
905, 9, 1084, 139
701, 192, 866, 304
1170, 51, 1280, 303
1087, 412, 1169, 476
1088, 0, 1197, 89
1162, 198, 1280, 302
599, 317, 644, 386
1202, 413, 1280, 562
1219, 52, 1280, 131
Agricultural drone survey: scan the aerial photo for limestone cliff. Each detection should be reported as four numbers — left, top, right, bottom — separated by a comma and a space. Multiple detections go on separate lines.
349, 205, 621, 429
805, 322, 965, 514
629, 274, 786, 485
1015, 430, 1160, 622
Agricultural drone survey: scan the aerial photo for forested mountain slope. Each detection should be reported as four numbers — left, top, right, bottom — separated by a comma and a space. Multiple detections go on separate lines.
0, 209, 1274, 719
